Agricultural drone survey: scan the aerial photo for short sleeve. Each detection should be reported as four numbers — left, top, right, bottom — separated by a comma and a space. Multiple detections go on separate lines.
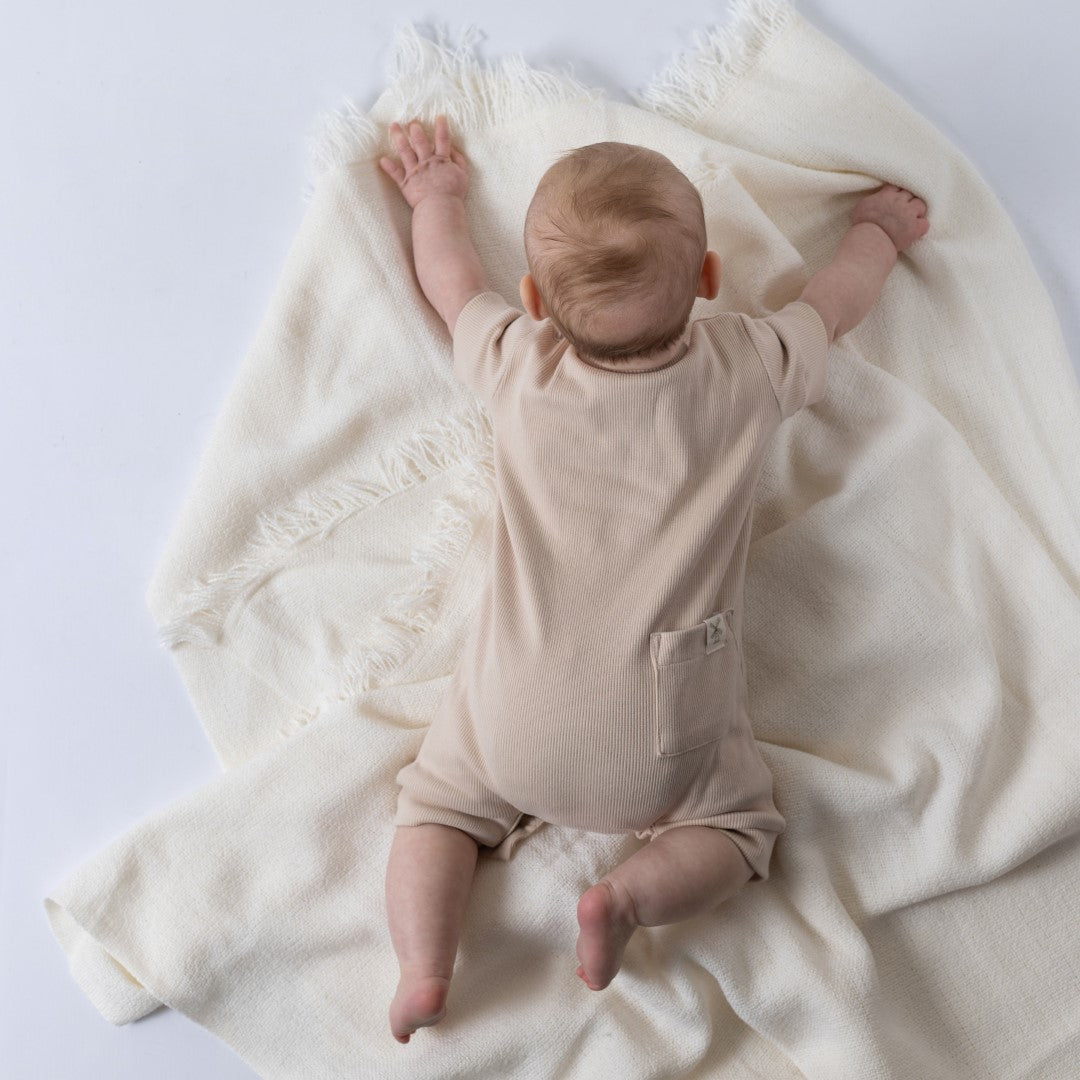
452, 290, 535, 407
737, 300, 830, 420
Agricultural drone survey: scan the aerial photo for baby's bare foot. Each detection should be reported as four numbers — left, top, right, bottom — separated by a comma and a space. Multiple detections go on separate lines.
575, 878, 639, 990
389, 971, 451, 1044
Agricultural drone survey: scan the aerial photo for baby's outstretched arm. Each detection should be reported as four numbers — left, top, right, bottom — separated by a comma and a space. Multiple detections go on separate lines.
379, 115, 491, 336
799, 184, 930, 344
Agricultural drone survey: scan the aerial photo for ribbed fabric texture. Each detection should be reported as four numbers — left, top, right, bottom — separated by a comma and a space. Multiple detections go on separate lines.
393, 290, 830, 880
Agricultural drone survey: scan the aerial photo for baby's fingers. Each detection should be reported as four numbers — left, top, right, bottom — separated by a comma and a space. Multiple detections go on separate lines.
406, 118, 434, 159
433, 114, 451, 157
388, 121, 418, 171
890, 185, 927, 212
378, 155, 406, 186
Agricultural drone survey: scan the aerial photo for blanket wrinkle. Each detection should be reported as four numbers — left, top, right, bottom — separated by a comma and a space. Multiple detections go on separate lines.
45, 1, 1080, 1077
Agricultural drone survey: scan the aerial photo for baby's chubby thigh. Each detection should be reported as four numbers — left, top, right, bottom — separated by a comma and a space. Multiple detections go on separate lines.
394, 673, 527, 849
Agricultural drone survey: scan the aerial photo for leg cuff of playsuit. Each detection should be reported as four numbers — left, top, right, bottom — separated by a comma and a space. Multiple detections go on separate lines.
639, 812, 784, 883
44, 896, 162, 1025
722, 824, 780, 883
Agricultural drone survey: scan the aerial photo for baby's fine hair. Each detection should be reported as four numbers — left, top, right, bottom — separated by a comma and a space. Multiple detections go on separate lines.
523, 141, 706, 363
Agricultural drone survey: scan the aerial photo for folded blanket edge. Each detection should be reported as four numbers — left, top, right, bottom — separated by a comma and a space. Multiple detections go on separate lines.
43, 896, 163, 1026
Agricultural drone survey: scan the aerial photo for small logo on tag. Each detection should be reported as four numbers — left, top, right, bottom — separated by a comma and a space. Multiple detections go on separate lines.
705, 612, 728, 653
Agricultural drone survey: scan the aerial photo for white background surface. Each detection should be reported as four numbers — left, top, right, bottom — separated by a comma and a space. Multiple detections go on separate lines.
3, 2, 1078, 1076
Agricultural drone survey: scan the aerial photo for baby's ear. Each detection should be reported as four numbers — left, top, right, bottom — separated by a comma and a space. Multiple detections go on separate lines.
519, 274, 546, 320
698, 251, 722, 300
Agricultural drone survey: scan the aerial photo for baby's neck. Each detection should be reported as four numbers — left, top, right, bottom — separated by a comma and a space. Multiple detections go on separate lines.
576, 336, 689, 373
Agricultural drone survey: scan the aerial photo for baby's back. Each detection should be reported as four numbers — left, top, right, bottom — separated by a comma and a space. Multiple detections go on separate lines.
450, 290, 828, 828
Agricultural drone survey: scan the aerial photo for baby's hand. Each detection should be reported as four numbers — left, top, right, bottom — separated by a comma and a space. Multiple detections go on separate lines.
378, 115, 469, 209
851, 183, 930, 253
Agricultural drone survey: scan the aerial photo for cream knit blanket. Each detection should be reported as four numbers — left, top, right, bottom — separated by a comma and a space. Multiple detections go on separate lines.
45, 1, 1080, 1076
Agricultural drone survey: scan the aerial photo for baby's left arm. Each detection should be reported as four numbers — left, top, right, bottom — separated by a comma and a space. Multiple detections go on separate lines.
379, 115, 492, 337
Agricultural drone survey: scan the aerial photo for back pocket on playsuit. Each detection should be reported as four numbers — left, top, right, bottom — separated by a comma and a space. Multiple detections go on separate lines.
649, 609, 740, 757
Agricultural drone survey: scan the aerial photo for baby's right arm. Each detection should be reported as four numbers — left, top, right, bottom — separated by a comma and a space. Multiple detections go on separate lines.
799, 184, 930, 345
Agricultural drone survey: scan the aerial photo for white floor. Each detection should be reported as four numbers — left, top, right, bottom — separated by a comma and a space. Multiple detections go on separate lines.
4, 1, 1078, 1076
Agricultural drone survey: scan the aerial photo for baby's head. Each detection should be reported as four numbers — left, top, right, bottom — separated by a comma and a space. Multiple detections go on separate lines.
520, 142, 718, 365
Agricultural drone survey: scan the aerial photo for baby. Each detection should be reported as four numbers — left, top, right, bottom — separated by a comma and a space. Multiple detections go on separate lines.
378, 115, 929, 1044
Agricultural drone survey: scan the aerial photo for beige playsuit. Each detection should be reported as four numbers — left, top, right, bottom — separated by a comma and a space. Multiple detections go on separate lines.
393, 289, 830, 880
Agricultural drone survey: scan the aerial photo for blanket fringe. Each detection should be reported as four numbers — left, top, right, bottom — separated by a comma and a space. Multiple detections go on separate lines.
275, 458, 494, 739
156, 404, 494, 650
304, 22, 604, 198
629, 0, 795, 124
328, 468, 491, 701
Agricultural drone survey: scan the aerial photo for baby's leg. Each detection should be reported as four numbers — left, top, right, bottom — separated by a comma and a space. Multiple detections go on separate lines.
575, 826, 753, 991
385, 823, 479, 1043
